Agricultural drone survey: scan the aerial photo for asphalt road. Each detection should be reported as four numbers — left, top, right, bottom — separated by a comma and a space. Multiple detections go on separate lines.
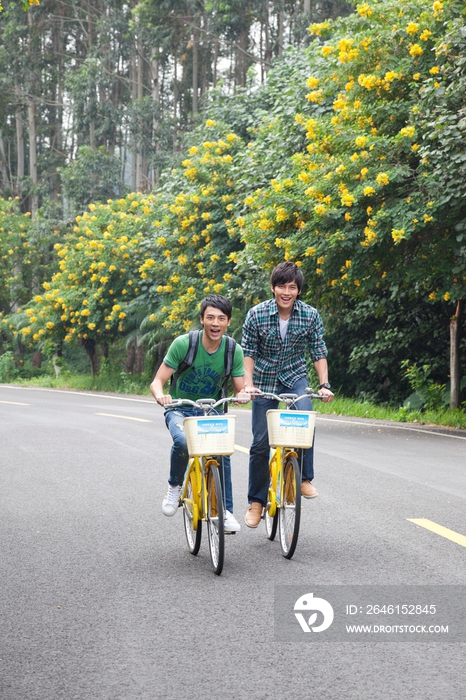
1, 385, 465, 700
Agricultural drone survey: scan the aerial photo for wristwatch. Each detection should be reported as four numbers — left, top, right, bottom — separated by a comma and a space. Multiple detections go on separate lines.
319, 382, 331, 390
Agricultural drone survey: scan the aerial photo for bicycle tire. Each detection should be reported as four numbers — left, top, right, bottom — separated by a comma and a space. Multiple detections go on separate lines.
279, 455, 301, 559
206, 463, 225, 575
265, 475, 278, 541
183, 468, 202, 555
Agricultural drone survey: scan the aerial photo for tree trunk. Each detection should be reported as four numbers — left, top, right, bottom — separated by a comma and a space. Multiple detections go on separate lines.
125, 339, 136, 374
83, 338, 99, 376
32, 350, 42, 368
277, 1, 285, 57
192, 23, 199, 114
15, 106, 25, 181
52, 352, 61, 378
150, 49, 160, 185
27, 98, 38, 217
0, 129, 11, 190
136, 341, 145, 374
304, 0, 311, 14
136, 37, 144, 190
450, 298, 463, 409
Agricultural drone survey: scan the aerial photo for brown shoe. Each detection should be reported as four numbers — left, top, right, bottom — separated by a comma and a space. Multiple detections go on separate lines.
301, 480, 318, 499
244, 502, 263, 528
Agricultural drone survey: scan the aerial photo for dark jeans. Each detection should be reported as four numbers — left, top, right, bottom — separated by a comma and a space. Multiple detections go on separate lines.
164, 406, 233, 513
248, 376, 315, 506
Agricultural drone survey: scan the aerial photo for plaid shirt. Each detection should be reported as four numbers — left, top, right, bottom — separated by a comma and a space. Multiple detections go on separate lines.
241, 298, 328, 393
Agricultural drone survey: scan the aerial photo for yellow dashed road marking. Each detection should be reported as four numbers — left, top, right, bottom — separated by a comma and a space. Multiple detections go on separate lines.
408, 518, 466, 548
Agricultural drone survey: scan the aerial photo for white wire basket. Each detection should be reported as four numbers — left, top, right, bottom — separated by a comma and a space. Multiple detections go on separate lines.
266, 410, 316, 449
184, 415, 236, 457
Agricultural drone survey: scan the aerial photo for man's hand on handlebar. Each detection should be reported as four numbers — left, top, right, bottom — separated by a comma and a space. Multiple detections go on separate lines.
244, 384, 262, 399
234, 389, 251, 405
155, 393, 174, 407
317, 387, 334, 403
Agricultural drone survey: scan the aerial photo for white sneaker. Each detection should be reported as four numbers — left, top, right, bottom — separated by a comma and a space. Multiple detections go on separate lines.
162, 484, 182, 516
224, 510, 241, 533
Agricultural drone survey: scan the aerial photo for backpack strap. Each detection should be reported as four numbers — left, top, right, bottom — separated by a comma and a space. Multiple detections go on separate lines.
219, 334, 237, 412
169, 329, 200, 394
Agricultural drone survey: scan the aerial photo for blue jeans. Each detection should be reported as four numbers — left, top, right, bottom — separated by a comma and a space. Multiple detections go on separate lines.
164, 406, 234, 513
248, 376, 315, 506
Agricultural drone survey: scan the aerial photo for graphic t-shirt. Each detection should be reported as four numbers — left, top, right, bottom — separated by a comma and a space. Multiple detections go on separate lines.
163, 332, 244, 402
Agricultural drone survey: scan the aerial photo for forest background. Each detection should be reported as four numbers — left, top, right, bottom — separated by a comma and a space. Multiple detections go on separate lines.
0, 0, 465, 425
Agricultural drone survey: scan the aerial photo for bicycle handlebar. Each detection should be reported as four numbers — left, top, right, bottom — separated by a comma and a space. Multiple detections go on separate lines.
165, 395, 250, 411
246, 388, 326, 405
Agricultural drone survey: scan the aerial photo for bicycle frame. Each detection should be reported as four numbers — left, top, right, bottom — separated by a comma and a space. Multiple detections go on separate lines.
165, 395, 246, 574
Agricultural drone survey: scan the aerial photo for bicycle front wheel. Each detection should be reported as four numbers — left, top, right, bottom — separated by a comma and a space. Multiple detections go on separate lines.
206, 464, 225, 576
183, 468, 202, 555
279, 455, 301, 559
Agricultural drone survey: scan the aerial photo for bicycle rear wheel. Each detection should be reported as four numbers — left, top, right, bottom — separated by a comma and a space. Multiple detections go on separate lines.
206, 463, 225, 575
265, 475, 278, 541
183, 468, 202, 555
279, 455, 301, 559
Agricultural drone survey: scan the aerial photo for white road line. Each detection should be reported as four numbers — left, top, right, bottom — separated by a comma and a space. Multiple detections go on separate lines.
95, 413, 152, 423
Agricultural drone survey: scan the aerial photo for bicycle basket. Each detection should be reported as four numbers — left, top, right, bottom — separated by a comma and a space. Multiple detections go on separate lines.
266, 410, 316, 449
184, 415, 236, 456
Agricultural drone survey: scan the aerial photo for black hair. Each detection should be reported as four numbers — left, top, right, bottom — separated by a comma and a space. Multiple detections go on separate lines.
199, 294, 233, 319
270, 261, 304, 294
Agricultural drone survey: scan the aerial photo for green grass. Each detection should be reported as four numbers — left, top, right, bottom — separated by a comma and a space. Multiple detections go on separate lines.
315, 396, 466, 430
5, 374, 465, 429
8, 371, 152, 396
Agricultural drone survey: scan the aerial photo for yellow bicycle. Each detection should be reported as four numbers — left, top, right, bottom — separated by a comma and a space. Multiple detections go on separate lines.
258, 389, 323, 559
166, 396, 240, 575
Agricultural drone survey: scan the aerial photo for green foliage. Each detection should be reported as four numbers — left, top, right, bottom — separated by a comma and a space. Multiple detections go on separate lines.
60, 146, 124, 218
401, 360, 447, 411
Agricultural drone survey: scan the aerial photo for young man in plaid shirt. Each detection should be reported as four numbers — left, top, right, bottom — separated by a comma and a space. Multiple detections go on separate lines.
241, 262, 334, 528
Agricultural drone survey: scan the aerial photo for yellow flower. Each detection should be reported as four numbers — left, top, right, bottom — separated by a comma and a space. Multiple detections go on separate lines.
399, 125, 415, 138
376, 172, 389, 186
413, 73, 421, 81
420, 29, 432, 41
356, 3, 373, 18
306, 76, 320, 89
409, 44, 423, 57
355, 135, 367, 148
443, 292, 450, 301
391, 228, 406, 243
321, 46, 334, 57
406, 23, 419, 35
205, 119, 216, 127
341, 193, 356, 207
429, 66, 440, 75
364, 186, 376, 196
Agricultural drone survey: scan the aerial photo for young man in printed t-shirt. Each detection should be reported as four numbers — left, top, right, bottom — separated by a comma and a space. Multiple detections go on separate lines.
150, 295, 247, 533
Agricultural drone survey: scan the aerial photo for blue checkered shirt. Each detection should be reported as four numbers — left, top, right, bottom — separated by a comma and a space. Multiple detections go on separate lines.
241, 298, 328, 393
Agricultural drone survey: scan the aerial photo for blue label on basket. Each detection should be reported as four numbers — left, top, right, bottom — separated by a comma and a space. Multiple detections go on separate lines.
197, 418, 228, 434
279, 413, 309, 428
